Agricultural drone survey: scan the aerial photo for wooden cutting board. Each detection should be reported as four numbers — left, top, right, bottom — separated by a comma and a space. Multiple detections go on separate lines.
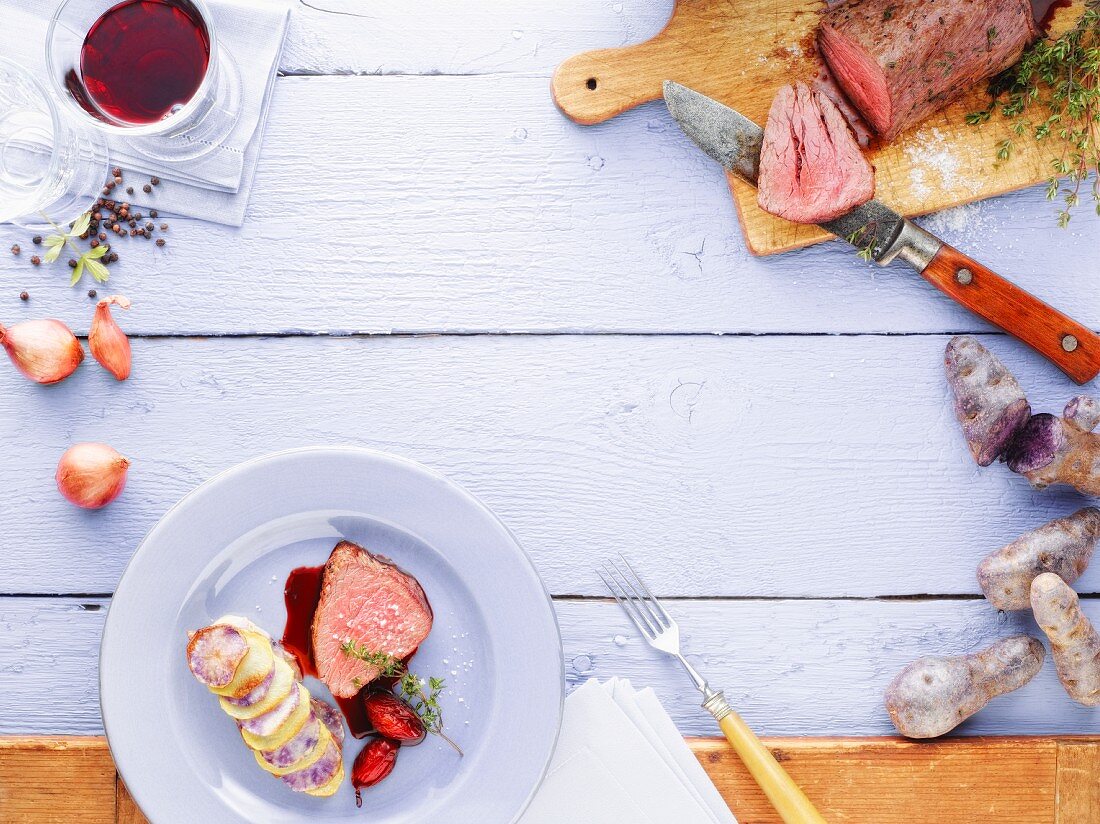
3, 735, 1098, 822
552, 0, 1083, 256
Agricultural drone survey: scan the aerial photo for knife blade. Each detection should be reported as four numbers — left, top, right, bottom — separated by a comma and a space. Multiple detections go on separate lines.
662, 81, 1100, 384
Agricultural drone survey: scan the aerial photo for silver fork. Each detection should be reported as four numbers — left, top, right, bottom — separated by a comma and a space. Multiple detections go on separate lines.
599, 556, 827, 824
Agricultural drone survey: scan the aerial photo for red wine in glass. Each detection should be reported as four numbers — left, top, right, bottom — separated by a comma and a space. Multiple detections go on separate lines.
79, 0, 210, 125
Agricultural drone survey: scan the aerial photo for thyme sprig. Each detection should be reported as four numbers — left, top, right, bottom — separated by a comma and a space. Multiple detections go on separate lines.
39, 211, 110, 285
967, 1, 1100, 225
846, 226, 877, 262
341, 639, 463, 755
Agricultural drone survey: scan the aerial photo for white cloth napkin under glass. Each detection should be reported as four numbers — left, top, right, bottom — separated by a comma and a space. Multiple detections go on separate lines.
3, 0, 290, 225
520, 678, 737, 824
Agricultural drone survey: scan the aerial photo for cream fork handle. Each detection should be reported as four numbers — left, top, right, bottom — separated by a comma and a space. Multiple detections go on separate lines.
715, 709, 827, 824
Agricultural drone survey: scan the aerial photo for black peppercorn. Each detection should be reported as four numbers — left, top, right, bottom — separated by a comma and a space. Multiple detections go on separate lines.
159, 223, 168, 231
99, 232, 107, 241
150, 176, 160, 185
126, 186, 134, 195
111, 167, 121, 178
67, 259, 77, 268
108, 253, 118, 263
142, 183, 152, 193
30, 256, 40, 266
10, 244, 20, 255
156, 238, 166, 247
32, 235, 42, 245
150, 210, 158, 218
19, 291, 28, 301
88, 289, 97, 298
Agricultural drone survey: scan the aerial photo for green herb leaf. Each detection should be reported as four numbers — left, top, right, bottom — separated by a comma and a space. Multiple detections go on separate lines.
84, 257, 110, 283
85, 244, 109, 260
969, 2, 1100, 225
69, 258, 85, 287
341, 639, 463, 755
71, 212, 91, 237
44, 235, 66, 248
43, 243, 63, 264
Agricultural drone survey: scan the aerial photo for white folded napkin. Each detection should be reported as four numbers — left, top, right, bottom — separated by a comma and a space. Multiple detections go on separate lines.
520, 678, 737, 824
3, 0, 290, 226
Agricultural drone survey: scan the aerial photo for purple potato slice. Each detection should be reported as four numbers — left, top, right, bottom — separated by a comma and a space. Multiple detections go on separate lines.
257, 713, 322, 770
239, 683, 301, 738
186, 625, 248, 688
281, 740, 342, 792
224, 667, 275, 707
310, 697, 346, 746
273, 641, 303, 681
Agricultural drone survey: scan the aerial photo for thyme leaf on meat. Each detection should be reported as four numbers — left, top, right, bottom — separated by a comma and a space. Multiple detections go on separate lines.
341, 640, 463, 755
340, 640, 406, 678
968, 1, 1100, 224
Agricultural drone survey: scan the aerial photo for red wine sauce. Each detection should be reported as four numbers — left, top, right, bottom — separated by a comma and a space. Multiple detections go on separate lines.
281, 564, 323, 679
79, 0, 210, 124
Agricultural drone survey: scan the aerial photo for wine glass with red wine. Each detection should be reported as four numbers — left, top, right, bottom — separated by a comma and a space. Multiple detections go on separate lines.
46, 0, 242, 162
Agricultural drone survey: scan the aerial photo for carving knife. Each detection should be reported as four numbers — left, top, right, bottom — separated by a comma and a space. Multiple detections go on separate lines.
662, 81, 1100, 384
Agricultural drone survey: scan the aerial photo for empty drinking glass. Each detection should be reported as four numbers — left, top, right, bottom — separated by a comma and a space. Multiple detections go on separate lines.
0, 56, 109, 229
46, 0, 242, 162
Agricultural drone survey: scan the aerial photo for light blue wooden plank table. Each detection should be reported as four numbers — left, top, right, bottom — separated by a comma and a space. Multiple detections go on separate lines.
0, 0, 1097, 740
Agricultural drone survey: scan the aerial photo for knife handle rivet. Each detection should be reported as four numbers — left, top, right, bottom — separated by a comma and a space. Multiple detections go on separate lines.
956, 268, 973, 286
1063, 335, 1080, 353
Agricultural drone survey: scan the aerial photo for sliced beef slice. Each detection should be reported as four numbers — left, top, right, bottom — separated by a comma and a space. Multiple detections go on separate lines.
312, 541, 433, 698
757, 82, 875, 224
819, 0, 1037, 141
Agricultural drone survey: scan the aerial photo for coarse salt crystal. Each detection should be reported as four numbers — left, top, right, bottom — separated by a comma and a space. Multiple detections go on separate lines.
903, 127, 982, 201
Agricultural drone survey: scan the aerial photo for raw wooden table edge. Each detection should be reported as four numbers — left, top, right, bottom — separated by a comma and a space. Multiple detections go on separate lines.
3, 735, 1097, 822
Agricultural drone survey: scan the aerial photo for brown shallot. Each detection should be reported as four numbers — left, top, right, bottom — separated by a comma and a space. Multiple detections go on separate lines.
89, 295, 132, 380
56, 442, 130, 509
0, 319, 84, 384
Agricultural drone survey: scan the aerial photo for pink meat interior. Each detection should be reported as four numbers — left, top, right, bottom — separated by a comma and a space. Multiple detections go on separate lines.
757, 82, 875, 225
312, 542, 433, 698
818, 22, 891, 137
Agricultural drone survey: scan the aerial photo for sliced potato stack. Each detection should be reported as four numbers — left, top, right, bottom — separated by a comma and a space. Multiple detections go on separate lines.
186, 615, 345, 797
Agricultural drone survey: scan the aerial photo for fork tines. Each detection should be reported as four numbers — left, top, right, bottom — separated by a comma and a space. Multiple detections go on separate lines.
598, 555, 673, 640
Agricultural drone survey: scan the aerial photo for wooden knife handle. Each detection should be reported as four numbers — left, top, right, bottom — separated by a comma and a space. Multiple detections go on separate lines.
921, 244, 1100, 384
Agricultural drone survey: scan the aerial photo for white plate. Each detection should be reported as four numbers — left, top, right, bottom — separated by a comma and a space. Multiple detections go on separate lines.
101, 447, 563, 823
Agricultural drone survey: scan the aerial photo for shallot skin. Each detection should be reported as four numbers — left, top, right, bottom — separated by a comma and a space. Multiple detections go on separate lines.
56, 443, 130, 509
89, 296, 132, 381
0, 320, 84, 384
